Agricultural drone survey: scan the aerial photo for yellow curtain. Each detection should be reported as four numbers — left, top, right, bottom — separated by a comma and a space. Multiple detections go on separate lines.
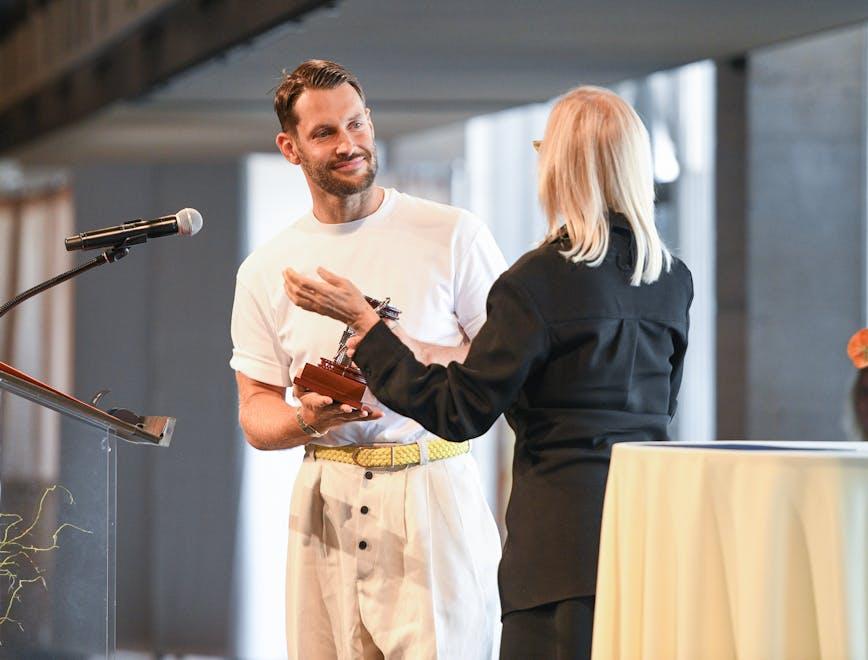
0, 188, 74, 483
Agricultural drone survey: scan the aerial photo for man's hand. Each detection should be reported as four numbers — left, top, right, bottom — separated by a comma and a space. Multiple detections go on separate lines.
293, 384, 383, 434
284, 267, 471, 366
236, 371, 382, 450
283, 267, 380, 335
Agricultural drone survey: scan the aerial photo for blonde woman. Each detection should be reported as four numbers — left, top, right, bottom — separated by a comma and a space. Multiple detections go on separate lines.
285, 86, 693, 659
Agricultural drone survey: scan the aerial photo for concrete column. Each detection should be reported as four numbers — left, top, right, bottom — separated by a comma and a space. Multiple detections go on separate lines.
68, 161, 244, 653
716, 25, 868, 441
715, 57, 749, 439
746, 25, 867, 440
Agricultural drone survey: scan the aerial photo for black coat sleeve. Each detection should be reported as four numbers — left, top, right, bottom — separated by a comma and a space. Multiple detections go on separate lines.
667, 328, 688, 418
354, 276, 550, 441
667, 269, 693, 417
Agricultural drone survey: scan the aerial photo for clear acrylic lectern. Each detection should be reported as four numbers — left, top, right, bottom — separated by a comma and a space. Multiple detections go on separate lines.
0, 361, 172, 658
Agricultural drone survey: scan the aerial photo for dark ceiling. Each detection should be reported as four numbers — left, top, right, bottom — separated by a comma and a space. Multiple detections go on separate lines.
0, 0, 26, 40
8, 0, 868, 163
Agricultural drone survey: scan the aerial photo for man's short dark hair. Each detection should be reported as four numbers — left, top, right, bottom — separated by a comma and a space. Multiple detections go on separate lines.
273, 59, 366, 133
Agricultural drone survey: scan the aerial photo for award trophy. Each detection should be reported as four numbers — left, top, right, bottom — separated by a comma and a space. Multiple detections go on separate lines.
293, 296, 400, 409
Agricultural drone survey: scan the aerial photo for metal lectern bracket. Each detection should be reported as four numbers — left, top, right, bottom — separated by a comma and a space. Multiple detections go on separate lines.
91, 389, 110, 406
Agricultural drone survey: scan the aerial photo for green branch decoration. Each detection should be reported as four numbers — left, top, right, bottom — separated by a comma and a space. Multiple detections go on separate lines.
0, 485, 91, 637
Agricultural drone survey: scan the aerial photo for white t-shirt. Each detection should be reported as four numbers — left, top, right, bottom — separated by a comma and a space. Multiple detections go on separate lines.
230, 188, 507, 446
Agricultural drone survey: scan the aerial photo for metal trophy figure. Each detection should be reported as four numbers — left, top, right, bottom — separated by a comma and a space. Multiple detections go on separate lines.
293, 296, 400, 408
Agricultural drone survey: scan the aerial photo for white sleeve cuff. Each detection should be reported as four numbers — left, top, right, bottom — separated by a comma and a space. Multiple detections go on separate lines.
230, 351, 289, 388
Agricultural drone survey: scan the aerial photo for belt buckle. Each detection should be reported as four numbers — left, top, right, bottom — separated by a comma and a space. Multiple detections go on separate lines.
351, 443, 396, 469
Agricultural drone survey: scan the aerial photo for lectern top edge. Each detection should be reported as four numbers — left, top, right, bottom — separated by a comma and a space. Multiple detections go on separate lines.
0, 361, 172, 446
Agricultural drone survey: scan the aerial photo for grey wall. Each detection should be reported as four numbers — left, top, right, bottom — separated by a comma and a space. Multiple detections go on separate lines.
68, 161, 244, 653
717, 24, 868, 440
747, 25, 867, 439
716, 58, 749, 440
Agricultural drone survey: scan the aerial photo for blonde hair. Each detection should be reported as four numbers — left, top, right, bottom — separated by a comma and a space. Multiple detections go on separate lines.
538, 86, 671, 285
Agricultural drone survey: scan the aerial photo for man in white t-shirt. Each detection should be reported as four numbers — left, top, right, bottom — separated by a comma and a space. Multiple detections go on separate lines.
230, 60, 507, 659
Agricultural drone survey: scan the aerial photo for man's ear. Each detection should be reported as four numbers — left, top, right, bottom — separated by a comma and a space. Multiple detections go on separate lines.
366, 108, 375, 140
276, 131, 301, 165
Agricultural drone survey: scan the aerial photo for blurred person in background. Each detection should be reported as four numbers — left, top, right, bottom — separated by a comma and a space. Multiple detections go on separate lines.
844, 329, 868, 441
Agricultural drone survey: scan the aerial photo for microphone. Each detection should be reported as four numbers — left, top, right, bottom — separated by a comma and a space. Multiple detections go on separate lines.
64, 208, 203, 251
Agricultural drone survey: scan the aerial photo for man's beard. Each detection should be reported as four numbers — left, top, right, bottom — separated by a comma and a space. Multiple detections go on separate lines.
298, 145, 378, 197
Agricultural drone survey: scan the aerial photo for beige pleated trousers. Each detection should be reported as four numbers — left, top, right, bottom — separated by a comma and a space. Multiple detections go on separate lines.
285, 448, 502, 659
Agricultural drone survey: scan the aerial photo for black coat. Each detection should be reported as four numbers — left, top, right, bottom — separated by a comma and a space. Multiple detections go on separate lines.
354, 215, 693, 614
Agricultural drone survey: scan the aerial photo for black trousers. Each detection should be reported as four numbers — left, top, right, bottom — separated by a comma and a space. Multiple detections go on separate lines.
500, 596, 595, 660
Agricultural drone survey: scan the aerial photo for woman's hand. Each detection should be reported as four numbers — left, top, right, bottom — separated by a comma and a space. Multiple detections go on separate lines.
283, 267, 380, 334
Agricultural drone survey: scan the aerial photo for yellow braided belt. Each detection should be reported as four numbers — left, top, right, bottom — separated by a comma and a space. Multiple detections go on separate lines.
311, 439, 470, 469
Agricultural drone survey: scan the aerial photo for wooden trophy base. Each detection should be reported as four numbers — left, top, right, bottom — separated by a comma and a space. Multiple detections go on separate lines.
293, 358, 367, 409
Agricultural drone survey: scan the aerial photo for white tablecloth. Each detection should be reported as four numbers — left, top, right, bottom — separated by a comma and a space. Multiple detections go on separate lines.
592, 441, 868, 660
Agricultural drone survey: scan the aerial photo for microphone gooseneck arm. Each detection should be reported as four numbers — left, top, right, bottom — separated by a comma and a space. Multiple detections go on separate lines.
3, 208, 202, 320
0, 244, 130, 320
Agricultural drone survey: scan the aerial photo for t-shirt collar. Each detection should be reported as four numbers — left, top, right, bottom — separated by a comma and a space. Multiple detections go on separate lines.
298, 187, 396, 235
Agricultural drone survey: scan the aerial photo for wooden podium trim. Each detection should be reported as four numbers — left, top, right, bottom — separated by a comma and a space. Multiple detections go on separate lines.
1, 361, 95, 413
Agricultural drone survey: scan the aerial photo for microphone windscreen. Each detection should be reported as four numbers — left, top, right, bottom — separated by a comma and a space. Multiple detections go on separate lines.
176, 208, 203, 236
